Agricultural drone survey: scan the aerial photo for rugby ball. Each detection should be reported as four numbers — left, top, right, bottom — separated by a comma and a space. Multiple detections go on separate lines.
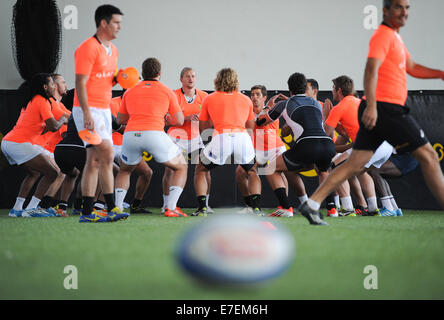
176, 214, 295, 285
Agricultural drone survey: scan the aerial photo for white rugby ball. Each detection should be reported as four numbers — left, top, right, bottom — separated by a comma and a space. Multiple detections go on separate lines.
176, 214, 295, 285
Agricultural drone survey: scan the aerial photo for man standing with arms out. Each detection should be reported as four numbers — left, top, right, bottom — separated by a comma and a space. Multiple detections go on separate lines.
300, 0, 444, 224
115, 58, 187, 217
164, 68, 212, 214
73, 5, 127, 223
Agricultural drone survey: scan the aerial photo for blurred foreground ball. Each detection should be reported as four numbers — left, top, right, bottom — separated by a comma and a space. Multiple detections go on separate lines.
117, 67, 140, 89
176, 214, 295, 285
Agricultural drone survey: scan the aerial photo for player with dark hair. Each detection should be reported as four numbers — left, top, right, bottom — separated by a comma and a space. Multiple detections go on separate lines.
115, 58, 188, 218
73, 5, 127, 222
2, 74, 68, 217
257, 72, 336, 222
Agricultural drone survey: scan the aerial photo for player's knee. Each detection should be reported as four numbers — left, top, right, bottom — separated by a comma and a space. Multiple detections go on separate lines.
415, 145, 439, 167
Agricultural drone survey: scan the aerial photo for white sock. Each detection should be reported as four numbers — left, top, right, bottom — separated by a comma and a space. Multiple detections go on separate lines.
334, 195, 340, 210
162, 194, 169, 210
115, 188, 127, 211
367, 196, 378, 212
26, 196, 41, 210
380, 196, 394, 211
298, 194, 308, 205
307, 199, 320, 211
167, 186, 183, 210
206, 194, 210, 207
13, 197, 26, 211
340, 196, 354, 211
390, 197, 399, 211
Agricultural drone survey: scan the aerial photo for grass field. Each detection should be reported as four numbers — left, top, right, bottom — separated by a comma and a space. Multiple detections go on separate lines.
0, 208, 443, 300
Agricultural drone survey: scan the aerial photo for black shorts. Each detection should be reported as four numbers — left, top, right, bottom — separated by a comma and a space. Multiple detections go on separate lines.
283, 138, 336, 172
354, 100, 429, 153
54, 145, 86, 175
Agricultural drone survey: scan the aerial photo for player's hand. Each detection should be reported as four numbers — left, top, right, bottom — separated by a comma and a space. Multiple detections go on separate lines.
361, 104, 378, 130
61, 114, 70, 124
281, 124, 292, 137
323, 98, 333, 121
113, 69, 124, 86
189, 114, 200, 121
83, 112, 95, 131
267, 94, 288, 109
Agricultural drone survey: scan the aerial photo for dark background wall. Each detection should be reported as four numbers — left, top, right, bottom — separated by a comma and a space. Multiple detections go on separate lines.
1, 89, 443, 210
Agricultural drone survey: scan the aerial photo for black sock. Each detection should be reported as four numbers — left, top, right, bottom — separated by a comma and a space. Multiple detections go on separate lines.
58, 202, 68, 211
82, 197, 95, 216
244, 196, 252, 207
249, 194, 261, 209
39, 196, 53, 209
74, 198, 82, 210
274, 188, 290, 209
326, 194, 336, 210
197, 196, 207, 210
132, 198, 142, 208
104, 194, 115, 210
50, 198, 59, 208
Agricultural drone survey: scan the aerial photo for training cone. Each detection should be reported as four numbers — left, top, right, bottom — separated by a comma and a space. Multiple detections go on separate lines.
78, 129, 102, 145
117, 67, 140, 89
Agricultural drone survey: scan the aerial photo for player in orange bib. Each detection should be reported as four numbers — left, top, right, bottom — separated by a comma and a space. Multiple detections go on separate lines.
1, 73, 68, 217
193, 68, 256, 216
162, 68, 213, 213
300, 0, 444, 223
110, 94, 153, 214
24, 74, 72, 216
73, 5, 127, 223
115, 58, 188, 218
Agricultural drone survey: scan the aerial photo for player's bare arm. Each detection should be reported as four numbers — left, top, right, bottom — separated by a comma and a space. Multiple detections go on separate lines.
75, 74, 94, 130
362, 57, 382, 130
406, 58, 444, 80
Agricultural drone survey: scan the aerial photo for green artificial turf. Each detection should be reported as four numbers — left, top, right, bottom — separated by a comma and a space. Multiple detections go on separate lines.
0, 208, 443, 300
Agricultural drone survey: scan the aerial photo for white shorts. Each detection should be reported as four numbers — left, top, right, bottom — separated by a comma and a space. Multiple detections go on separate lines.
34, 145, 54, 159
113, 144, 122, 164
202, 132, 255, 166
256, 146, 287, 165
346, 141, 394, 169
170, 135, 204, 155
121, 131, 181, 165
365, 141, 394, 169
1, 140, 43, 165
72, 106, 113, 146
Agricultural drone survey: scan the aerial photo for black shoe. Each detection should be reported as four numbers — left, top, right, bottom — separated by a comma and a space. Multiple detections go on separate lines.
130, 206, 153, 214
298, 202, 328, 226
191, 207, 208, 217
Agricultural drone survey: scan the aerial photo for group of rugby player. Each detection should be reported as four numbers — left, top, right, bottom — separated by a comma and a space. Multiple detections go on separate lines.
2, 0, 444, 225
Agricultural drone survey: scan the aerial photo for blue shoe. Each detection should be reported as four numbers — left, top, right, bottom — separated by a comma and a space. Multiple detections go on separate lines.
22, 208, 52, 218
9, 209, 24, 217
396, 209, 403, 217
107, 207, 130, 222
380, 207, 397, 217
42, 207, 57, 217
79, 213, 111, 223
